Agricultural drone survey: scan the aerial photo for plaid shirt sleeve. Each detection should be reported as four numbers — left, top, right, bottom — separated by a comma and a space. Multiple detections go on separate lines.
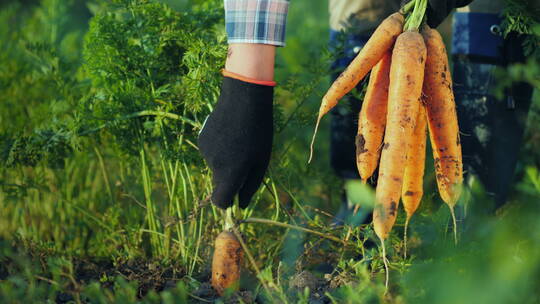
224, 0, 290, 47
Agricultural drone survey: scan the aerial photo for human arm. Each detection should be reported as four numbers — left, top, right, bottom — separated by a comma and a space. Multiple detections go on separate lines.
198, 0, 289, 209
225, 43, 276, 81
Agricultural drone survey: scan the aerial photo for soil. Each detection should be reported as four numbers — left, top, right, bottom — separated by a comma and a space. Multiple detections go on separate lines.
1, 240, 361, 303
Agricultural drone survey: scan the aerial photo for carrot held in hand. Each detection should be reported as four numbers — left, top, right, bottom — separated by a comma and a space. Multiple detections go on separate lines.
422, 27, 463, 243
320, 13, 403, 115
401, 104, 427, 257
356, 52, 392, 182
373, 30, 426, 242
309, 12, 404, 163
373, 30, 426, 290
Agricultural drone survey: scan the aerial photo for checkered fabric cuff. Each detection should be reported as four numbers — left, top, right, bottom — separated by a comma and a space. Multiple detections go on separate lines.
225, 0, 289, 47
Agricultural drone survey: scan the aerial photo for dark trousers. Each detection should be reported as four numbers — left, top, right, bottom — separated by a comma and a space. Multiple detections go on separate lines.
453, 58, 533, 209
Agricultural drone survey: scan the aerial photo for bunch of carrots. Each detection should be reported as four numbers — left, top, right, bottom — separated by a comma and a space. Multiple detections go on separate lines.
309, 0, 463, 286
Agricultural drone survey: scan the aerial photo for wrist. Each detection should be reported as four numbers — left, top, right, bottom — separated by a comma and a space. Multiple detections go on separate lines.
224, 43, 276, 81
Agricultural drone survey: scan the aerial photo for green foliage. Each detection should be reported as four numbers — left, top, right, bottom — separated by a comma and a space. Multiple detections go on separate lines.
0, 127, 72, 168
82, 0, 226, 158
0, 1, 89, 167
497, 0, 540, 91
0, 0, 226, 167
501, 0, 540, 58
495, 0, 540, 139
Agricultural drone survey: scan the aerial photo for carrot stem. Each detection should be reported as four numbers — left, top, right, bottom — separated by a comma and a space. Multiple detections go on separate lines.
188, 292, 213, 303
78, 110, 201, 136
405, 0, 427, 31
241, 217, 349, 246
223, 208, 234, 231
230, 226, 274, 299
401, 0, 416, 14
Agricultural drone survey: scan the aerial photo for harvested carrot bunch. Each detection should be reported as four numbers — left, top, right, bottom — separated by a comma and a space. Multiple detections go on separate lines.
311, 0, 463, 290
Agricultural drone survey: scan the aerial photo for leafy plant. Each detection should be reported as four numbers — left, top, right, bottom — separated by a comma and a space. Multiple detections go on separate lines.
0, 0, 89, 167
82, 0, 225, 160
501, 0, 540, 58
496, 0, 540, 92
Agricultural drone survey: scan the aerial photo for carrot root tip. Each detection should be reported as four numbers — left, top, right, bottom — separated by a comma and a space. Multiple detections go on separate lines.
380, 237, 389, 294
404, 217, 410, 259
450, 207, 458, 245
308, 117, 321, 164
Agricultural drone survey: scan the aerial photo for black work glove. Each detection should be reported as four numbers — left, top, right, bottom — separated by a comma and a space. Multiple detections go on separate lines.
198, 76, 274, 209
426, 0, 474, 27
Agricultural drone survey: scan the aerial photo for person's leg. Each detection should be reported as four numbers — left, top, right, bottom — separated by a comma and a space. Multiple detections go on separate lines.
452, 13, 534, 212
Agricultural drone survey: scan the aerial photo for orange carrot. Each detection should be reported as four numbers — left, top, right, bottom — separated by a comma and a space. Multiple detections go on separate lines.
422, 27, 463, 243
401, 104, 427, 257
356, 52, 392, 182
211, 231, 243, 295
309, 12, 404, 163
373, 31, 425, 290
373, 30, 426, 242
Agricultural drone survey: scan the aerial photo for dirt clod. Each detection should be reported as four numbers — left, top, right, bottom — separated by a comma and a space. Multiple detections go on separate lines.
289, 270, 324, 291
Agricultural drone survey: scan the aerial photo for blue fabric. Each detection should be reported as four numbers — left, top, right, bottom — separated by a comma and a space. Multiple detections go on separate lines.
453, 58, 533, 209
327, 31, 370, 179
452, 12, 504, 60
224, 0, 289, 47
329, 30, 369, 71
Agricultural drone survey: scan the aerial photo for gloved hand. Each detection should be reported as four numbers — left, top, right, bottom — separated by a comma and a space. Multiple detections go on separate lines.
198, 72, 274, 209
426, 0, 474, 27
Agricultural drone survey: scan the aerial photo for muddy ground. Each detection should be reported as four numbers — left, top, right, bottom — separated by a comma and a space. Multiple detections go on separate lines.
0, 239, 361, 303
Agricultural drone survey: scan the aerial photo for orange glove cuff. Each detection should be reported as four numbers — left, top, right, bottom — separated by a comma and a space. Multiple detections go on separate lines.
222, 70, 276, 87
